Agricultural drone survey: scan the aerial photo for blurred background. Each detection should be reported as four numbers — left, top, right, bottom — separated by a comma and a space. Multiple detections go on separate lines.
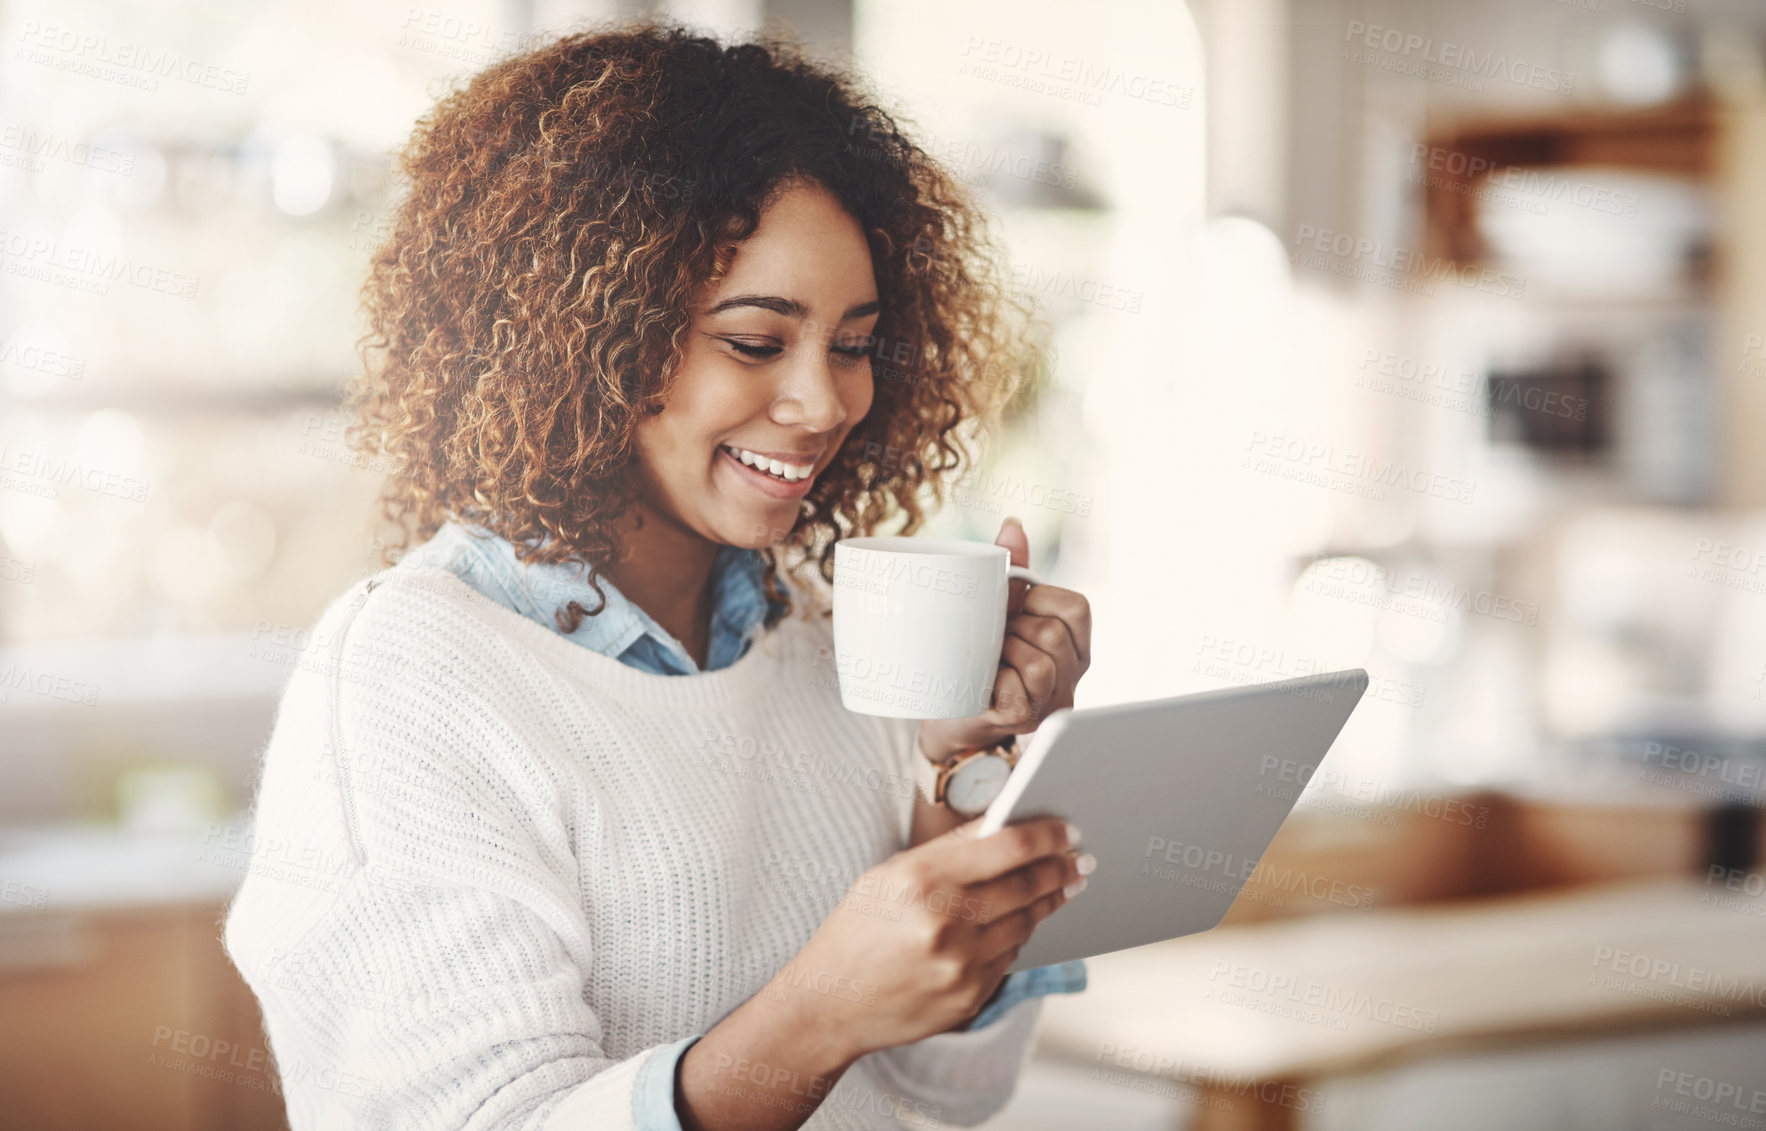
3, 0, 1765, 1126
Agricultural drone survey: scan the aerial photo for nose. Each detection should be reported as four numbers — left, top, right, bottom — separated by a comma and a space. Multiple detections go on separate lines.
769, 340, 851, 433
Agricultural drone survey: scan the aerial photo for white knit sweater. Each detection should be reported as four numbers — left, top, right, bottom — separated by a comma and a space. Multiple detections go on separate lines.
223, 565, 1044, 1130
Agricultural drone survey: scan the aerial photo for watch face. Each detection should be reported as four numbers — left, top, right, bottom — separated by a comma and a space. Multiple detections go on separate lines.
947, 754, 1013, 814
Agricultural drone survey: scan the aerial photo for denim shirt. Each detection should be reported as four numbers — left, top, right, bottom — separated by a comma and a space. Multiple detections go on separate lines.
403, 520, 1087, 1127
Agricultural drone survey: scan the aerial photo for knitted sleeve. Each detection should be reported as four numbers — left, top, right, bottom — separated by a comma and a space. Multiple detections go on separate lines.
856, 998, 1046, 1127
837, 713, 1048, 1126
223, 578, 685, 1131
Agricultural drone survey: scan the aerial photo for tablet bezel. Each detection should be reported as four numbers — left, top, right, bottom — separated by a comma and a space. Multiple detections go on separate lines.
974, 668, 1371, 972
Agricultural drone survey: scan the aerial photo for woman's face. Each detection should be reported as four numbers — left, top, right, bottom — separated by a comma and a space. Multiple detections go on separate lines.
630, 178, 879, 549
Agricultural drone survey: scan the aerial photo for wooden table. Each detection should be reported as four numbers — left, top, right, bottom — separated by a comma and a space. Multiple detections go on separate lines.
1033, 877, 1766, 1129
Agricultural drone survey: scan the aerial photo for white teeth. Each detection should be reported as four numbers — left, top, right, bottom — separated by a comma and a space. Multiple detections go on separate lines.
725, 445, 813, 482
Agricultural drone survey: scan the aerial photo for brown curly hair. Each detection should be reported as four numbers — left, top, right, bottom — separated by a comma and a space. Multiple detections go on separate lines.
347, 16, 1050, 633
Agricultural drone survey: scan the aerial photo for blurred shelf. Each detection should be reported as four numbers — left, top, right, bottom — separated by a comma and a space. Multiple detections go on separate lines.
0, 385, 344, 415
1420, 95, 1718, 265
0, 823, 241, 916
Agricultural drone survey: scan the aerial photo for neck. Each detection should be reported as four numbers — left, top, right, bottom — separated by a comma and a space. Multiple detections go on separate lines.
601, 502, 721, 665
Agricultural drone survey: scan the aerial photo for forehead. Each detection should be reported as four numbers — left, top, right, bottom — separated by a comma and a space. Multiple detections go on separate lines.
699, 182, 876, 309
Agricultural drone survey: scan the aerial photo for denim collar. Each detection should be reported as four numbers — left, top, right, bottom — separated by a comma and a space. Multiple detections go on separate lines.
401, 520, 789, 675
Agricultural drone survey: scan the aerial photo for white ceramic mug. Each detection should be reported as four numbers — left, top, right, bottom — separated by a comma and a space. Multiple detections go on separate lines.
831, 536, 1046, 719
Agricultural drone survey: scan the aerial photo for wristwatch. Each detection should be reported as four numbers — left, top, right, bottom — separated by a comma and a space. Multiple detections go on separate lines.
913, 734, 1020, 817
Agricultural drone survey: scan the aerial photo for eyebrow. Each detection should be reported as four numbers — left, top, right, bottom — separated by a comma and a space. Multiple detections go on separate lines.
704, 294, 881, 321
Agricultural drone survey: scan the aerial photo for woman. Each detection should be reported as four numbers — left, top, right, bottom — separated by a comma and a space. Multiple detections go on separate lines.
225, 19, 1096, 1130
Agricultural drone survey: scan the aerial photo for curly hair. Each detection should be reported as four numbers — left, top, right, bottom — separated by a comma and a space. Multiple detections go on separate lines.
347, 16, 1050, 633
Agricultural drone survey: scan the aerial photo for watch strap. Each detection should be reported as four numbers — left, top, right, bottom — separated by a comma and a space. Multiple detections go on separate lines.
913, 734, 1021, 808
912, 735, 943, 804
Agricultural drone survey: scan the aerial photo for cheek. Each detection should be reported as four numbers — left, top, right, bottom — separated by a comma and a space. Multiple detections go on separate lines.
689, 367, 768, 424
626, 422, 671, 489
632, 416, 707, 489
652, 377, 755, 459
847, 372, 877, 426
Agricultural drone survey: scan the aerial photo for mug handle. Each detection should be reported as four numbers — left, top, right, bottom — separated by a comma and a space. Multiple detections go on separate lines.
1007, 565, 1047, 587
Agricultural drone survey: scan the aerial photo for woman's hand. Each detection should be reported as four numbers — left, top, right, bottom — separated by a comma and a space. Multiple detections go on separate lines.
918, 517, 1092, 762
771, 814, 1088, 1062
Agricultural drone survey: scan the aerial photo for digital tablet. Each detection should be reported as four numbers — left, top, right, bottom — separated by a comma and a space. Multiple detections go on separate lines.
977, 668, 1370, 973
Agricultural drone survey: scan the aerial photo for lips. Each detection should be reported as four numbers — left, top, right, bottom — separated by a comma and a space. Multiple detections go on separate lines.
717, 444, 818, 500
720, 444, 821, 480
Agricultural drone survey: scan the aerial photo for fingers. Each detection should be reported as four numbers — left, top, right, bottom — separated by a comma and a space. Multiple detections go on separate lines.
987, 652, 1033, 726
992, 594, 1088, 724
938, 815, 992, 847
997, 520, 1032, 616
1018, 585, 1092, 670
971, 846, 1079, 922
995, 634, 1066, 724
1010, 607, 1073, 699
975, 942, 1021, 995
928, 814, 1077, 887
1007, 611, 1083, 686
977, 878, 1073, 964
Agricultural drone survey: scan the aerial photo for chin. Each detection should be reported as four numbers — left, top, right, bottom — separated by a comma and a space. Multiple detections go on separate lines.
716, 507, 798, 550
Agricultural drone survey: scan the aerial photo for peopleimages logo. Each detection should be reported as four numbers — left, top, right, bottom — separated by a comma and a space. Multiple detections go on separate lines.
14, 21, 251, 95
1257, 756, 1490, 829
0, 663, 100, 706
1741, 334, 1765, 379
1292, 226, 1525, 300
1299, 552, 1541, 626
0, 443, 150, 503
1640, 740, 1765, 797
0, 333, 85, 379
1207, 960, 1441, 1033
0, 122, 136, 177
1590, 945, 1766, 1010
1653, 1068, 1766, 1126
1092, 1042, 1326, 1114
1244, 430, 1479, 505
1342, 21, 1575, 95
1140, 834, 1377, 909
0, 228, 200, 299
958, 37, 1192, 109
1407, 144, 1640, 218
838, 545, 978, 599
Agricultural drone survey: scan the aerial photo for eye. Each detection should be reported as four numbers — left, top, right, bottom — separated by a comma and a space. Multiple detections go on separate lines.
724, 339, 782, 359
831, 339, 873, 365
721, 337, 875, 366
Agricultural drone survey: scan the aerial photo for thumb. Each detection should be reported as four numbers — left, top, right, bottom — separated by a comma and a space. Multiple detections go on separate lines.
942, 815, 993, 845
905, 815, 989, 861
997, 516, 1030, 613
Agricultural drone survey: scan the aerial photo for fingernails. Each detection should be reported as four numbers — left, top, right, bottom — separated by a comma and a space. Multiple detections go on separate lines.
1064, 822, 1082, 848
1076, 853, 1096, 876
1064, 878, 1088, 898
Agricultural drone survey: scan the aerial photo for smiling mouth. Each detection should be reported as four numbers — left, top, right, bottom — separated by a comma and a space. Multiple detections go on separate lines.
718, 444, 818, 484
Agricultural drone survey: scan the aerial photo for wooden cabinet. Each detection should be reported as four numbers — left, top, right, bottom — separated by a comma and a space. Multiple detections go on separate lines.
0, 902, 287, 1131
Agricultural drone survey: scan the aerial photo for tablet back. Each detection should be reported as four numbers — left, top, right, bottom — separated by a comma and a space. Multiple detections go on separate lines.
978, 668, 1370, 973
